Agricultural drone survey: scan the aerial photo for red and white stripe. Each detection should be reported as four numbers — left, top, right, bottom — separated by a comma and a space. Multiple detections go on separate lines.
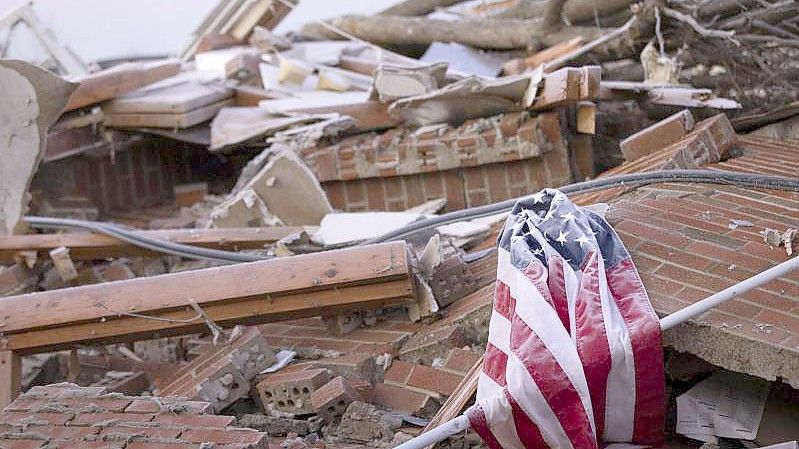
469, 237, 664, 449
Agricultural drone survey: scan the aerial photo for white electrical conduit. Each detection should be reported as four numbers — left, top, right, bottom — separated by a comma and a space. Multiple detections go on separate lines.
394, 255, 799, 449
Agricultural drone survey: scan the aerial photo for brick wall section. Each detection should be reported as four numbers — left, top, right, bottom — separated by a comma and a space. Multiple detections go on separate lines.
306, 111, 573, 213
303, 111, 561, 182
0, 383, 267, 449
577, 113, 737, 205
156, 327, 276, 413
33, 138, 180, 215
257, 317, 420, 358
600, 136, 799, 384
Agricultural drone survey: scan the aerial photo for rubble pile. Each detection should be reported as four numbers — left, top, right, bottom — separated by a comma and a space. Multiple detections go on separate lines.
0, 0, 798, 448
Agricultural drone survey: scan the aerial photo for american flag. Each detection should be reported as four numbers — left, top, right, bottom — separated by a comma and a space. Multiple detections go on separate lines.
467, 189, 665, 449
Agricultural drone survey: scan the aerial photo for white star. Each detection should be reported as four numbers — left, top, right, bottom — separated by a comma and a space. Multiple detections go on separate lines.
561, 211, 576, 223
532, 248, 543, 256
555, 230, 569, 245
530, 192, 546, 204
575, 235, 591, 247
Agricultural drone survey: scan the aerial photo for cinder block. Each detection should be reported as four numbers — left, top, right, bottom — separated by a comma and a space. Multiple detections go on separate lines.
256, 368, 330, 415
157, 327, 276, 413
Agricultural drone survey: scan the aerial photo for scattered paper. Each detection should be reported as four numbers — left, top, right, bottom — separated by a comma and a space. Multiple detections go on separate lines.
676, 371, 770, 443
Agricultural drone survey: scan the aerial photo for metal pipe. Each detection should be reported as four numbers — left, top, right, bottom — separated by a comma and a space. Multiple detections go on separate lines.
659, 255, 799, 331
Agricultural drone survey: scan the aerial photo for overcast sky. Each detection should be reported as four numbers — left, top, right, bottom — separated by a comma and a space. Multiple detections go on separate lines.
0, 0, 396, 64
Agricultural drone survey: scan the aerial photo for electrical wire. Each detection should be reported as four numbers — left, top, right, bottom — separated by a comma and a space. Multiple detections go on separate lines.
361, 169, 799, 244
24, 216, 268, 264
24, 170, 799, 262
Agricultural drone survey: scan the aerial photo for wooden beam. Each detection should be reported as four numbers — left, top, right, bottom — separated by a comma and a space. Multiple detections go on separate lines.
0, 242, 415, 354
0, 351, 21, 410
65, 60, 181, 112
0, 227, 308, 263
576, 101, 597, 135
532, 67, 581, 111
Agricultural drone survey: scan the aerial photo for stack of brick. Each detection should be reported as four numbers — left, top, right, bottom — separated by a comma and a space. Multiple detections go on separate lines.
300, 111, 573, 212
0, 383, 267, 448
257, 317, 420, 360
372, 348, 481, 417
156, 327, 276, 413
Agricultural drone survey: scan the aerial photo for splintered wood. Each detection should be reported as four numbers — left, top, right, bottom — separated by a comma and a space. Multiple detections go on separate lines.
0, 242, 414, 355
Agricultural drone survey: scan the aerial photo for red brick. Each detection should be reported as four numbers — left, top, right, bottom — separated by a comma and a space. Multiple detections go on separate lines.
152, 413, 235, 428
124, 399, 211, 415
100, 425, 181, 439
653, 264, 734, 292
406, 365, 463, 396
0, 440, 46, 449
310, 376, 361, 420
40, 425, 100, 439
70, 412, 155, 426
127, 444, 200, 449
371, 383, 436, 415
0, 412, 73, 426
182, 428, 266, 445
384, 361, 414, 384
754, 309, 799, 334
442, 349, 482, 374
499, 112, 524, 138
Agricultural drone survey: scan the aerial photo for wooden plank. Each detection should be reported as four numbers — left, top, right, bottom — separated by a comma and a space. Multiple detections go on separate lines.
0, 227, 308, 263
532, 67, 581, 111
0, 242, 412, 338
576, 101, 596, 135
422, 355, 482, 440
103, 77, 233, 114
65, 60, 181, 112
502, 37, 584, 75
4, 280, 414, 354
0, 351, 21, 410
104, 98, 234, 128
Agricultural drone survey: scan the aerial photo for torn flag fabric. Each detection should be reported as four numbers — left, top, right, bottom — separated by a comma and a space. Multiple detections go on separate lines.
467, 189, 665, 449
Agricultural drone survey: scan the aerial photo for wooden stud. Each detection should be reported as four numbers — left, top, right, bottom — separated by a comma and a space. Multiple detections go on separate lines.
576, 101, 597, 135
0, 351, 21, 410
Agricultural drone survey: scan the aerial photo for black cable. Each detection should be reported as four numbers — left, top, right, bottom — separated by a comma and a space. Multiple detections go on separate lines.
24, 170, 799, 262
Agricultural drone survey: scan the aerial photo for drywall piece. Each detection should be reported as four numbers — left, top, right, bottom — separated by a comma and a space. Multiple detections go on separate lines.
259, 91, 370, 111
65, 59, 181, 111
210, 107, 326, 150
421, 42, 509, 77
102, 74, 233, 114
389, 69, 542, 126
370, 62, 447, 103
103, 98, 233, 128
0, 60, 76, 236
195, 46, 259, 75
209, 188, 281, 228
244, 150, 333, 226
314, 212, 423, 246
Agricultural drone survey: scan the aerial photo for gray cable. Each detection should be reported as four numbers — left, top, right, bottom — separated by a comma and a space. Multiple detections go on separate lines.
24, 170, 799, 262
361, 169, 799, 244
25, 216, 268, 264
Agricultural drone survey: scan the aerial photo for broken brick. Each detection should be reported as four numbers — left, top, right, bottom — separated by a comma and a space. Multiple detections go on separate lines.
310, 376, 361, 421
256, 368, 330, 415
157, 327, 276, 413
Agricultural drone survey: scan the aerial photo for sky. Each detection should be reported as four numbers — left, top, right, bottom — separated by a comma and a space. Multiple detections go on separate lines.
0, 0, 396, 65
